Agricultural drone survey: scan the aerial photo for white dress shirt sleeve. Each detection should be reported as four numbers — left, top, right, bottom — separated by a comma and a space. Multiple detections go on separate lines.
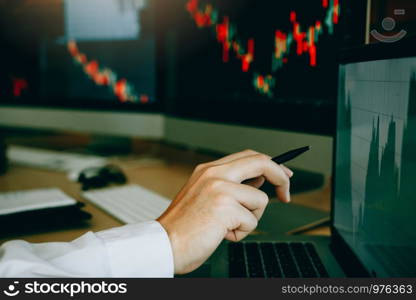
0, 221, 174, 278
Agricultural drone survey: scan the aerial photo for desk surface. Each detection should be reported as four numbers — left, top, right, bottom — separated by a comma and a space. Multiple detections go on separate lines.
0, 137, 331, 245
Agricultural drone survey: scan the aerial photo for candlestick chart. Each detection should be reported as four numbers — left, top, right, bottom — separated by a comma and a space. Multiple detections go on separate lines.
67, 40, 150, 104
0, 0, 156, 106
167, 0, 341, 133
62, 0, 155, 104
186, 0, 340, 97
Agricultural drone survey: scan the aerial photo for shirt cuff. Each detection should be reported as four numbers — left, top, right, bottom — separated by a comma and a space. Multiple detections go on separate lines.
96, 221, 174, 277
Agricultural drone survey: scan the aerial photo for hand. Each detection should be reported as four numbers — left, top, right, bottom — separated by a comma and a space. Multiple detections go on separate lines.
157, 150, 293, 274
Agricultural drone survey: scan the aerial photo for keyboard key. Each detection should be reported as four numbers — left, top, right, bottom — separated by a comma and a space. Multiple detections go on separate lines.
290, 243, 318, 278
274, 243, 300, 278
305, 243, 329, 277
228, 242, 247, 277
228, 242, 327, 278
245, 243, 265, 278
260, 243, 283, 278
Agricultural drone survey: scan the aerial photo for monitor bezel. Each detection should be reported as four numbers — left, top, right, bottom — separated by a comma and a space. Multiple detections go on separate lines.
0, 99, 163, 114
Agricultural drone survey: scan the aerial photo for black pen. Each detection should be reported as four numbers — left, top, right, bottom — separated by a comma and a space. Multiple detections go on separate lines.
272, 146, 310, 164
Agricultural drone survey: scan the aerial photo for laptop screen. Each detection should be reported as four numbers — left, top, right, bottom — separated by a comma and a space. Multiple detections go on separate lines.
334, 56, 416, 277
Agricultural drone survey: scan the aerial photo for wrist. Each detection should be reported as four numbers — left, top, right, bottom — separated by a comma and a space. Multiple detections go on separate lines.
157, 217, 184, 274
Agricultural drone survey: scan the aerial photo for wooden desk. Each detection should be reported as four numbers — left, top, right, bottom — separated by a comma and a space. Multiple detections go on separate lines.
0, 141, 331, 245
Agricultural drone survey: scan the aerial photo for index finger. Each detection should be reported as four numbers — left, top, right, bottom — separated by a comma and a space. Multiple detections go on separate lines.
219, 154, 291, 203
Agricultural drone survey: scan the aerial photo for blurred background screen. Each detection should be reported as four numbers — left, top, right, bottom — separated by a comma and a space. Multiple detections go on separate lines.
161, 0, 342, 134
0, 0, 158, 109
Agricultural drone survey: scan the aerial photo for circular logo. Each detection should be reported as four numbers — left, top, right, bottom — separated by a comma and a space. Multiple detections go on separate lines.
3, 282, 20, 297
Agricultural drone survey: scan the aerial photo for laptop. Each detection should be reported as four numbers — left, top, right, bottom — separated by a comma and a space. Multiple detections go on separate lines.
205, 41, 416, 278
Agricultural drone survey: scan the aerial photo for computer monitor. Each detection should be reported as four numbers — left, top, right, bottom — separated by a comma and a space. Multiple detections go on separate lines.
0, 0, 163, 138
162, 0, 342, 135
334, 39, 416, 277
159, 0, 354, 174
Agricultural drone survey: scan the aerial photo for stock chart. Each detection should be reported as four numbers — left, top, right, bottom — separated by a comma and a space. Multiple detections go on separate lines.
186, 0, 339, 97
167, 0, 342, 133
0, 0, 156, 106
335, 58, 416, 276
63, 0, 154, 104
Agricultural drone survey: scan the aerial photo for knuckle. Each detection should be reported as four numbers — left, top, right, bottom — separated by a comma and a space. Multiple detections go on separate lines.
212, 192, 233, 206
249, 217, 258, 229
242, 149, 258, 156
281, 173, 290, 184
202, 165, 221, 178
253, 217, 258, 228
258, 191, 269, 206
255, 153, 271, 161
195, 163, 208, 172
203, 178, 224, 193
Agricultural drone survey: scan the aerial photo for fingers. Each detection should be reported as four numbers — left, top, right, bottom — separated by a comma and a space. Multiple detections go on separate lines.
180, 150, 261, 199
191, 151, 291, 204
219, 154, 291, 203
224, 204, 258, 242
244, 166, 290, 189
243, 176, 265, 188
220, 181, 269, 220
280, 164, 294, 178
160, 150, 294, 275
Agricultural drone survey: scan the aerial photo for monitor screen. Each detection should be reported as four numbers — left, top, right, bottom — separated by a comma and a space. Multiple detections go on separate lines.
162, 0, 342, 134
0, 0, 157, 109
334, 56, 416, 277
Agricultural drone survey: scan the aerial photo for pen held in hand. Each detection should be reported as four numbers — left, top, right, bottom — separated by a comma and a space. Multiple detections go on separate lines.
272, 146, 310, 165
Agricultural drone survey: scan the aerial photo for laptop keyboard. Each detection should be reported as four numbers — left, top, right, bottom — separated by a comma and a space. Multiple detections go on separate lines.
229, 242, 329, 278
